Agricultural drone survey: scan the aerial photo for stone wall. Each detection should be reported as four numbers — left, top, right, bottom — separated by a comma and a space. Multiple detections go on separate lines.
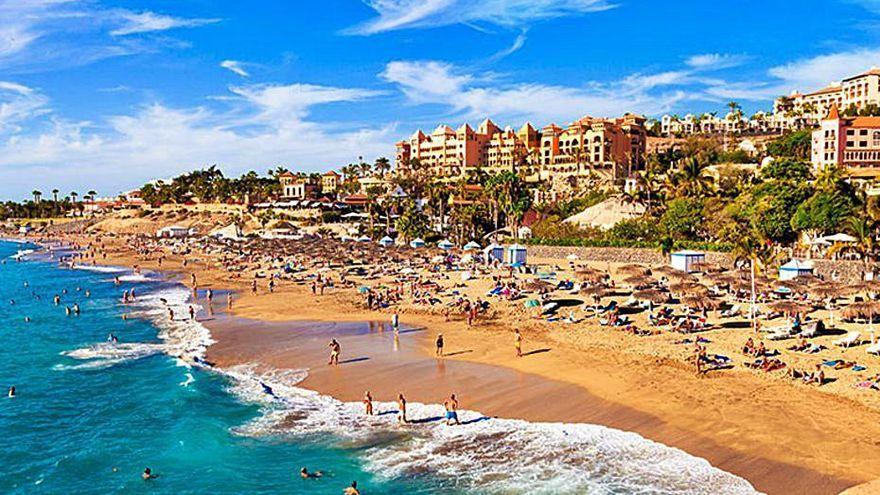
526, 244, 868, 283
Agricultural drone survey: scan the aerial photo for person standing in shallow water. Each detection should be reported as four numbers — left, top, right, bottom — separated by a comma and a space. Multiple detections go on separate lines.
435, 333, 444, 357
363, 391, 373, 415
396, 393, 407, 424
444, 394, 460, 425
328, 339, 340, 366
514, 329, 523, 358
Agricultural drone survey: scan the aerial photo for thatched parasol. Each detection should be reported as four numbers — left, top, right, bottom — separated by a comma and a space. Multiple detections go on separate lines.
622, 275, 655, 287
681, 294, 722, 310
523, 280, 553, 292
651, 265, 679, 276
842, 300, 880, 320
768, 300, 813, 315
617, 263, 649, 276
632, 289, 669, 304
668, 282, 708, 295
577, 267, 608, 283
581, 285, 611, 298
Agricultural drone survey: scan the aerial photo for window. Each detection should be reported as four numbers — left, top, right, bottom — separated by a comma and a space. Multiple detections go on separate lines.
873, 131, 880, 147
847, 141, 855, 147
861, 129, 869, 135
847, 129, 855, 135
862, 141, 869, 147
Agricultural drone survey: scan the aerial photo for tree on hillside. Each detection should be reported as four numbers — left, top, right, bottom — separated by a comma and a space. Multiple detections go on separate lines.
485, 171, 531, 239
765, 130, 811, 160
32, 190, 41, 203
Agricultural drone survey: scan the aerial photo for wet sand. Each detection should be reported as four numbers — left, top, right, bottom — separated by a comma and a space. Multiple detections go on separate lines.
205, 315, 855, 495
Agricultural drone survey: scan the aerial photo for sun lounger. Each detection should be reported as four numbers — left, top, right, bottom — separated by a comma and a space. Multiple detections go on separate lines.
767, 328, 794, 340
798, 320, 823, 338
834, 331, 861, 348
867, 342, 880, 355
720, 304, 740, 318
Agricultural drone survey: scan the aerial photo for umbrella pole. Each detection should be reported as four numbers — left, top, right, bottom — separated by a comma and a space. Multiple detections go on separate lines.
750, 261, 757, 333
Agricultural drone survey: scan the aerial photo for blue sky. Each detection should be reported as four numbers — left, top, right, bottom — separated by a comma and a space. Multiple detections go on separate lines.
1, 0, 880, 199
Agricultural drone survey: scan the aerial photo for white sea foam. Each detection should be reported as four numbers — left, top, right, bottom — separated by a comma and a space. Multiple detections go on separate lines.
129, 284, 214, 361
118, 273, 155, 283
10, 248, 35, 260
71, 264, 127, 273
57, 342, 165, 370
222, 364, 761, 495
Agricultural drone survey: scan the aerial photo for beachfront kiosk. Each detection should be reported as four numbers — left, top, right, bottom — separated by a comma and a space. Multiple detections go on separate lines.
505, 243, 528, 265
378, 236, 394, 247
670, 250, 705, 273
484, 243, 503, 264
779, 259, 814, 281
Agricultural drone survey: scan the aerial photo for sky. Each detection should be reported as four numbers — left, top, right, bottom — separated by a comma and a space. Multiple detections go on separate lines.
1, 0, 880, 200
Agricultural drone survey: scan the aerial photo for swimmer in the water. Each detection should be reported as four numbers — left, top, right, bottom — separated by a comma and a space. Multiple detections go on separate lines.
344, 481, 360, 495
53, 295, 60, 305
8, 386, 15, 398
363, 391, 373, 415
65, 306, 71, 316
142, 467, 157, 480
73, 303, 80, 315
168, 308, 174, 320
300, 467, 323, 479
24, 317, 30, 323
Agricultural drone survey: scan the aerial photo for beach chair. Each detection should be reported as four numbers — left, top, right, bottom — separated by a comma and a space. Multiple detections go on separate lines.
867, 341, 880, 355
720, 304, 740, 318
834, 331, 862, 348
767, 327, 794, 341
798, 321, 823, 338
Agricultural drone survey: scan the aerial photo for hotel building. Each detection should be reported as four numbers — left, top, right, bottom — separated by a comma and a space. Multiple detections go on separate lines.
811, 105, 880, 177
395, 114, 646, 181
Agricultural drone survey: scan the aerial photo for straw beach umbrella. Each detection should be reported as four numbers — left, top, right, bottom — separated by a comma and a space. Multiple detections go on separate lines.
632, 289, 669, 304
622, 274, 655, 288
681, 294, 722, 311
669, 282, 708, 296
768, 300, 813, 317
618, 264, 649, 276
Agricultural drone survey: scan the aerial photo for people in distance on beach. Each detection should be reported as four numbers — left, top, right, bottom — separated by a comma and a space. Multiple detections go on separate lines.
251, 279, 257, 295
168, 308, 174, 321
435, 333, 444, 357
300, 467, 323, 479
344, 481, 360, 495
363, 391, 373, 415
391, 312, 399, 331
444, 394, 460, 425
514, 329, 523, 358
188, 306, 196, 321
142, 467, 157, 480
7, 386, 15, 398
328, 339, 341, 366
396, 393, 407, 424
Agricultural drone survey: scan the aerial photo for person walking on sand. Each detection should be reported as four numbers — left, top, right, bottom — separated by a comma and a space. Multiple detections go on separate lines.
396, 393, 407, 424
251, 280, 257, 295
191, 273, 196, 288
514, 329, 523, 358
444, 394, 460, 425
363, 391, 373, 415
435, 333, 444, 357
328, 339, 341, 366
391, 312, 399, 331
227, 293, 233, 310
188, 305, 196, 321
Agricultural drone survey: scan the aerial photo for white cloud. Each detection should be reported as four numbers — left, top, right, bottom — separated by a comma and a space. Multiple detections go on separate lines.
0, 81, 392, 197
700, 47, 880, 102
381, 60, 688, 123
220, 60, 249, 77
0, 2, 219, 72
488, 31, 528, 62
0, 81, 50, 133
768, 48, 880, 90
685, 53, 748, 70
109, 11, 220, 36
347, 0, 615, 34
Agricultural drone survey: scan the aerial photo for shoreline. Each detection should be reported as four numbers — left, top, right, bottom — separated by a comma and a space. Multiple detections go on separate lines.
18, 233, 880, 494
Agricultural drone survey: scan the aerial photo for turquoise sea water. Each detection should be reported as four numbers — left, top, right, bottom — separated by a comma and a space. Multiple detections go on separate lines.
0, 241, 425, 495
0, 240, 763, 495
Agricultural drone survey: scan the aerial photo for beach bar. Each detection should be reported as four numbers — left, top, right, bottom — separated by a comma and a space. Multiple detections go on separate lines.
156, 225, 193, 238
484, 243, 503, 264
779, 259, 814, 281
670, 250, 705, 273
505, 243, 528, 265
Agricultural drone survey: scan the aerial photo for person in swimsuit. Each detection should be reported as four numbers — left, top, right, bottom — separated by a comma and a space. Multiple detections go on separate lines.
300, 467, 323, 479
444, 394, 460, 425
344, 481, 360, 495
435, 334, 444, 357
363, 391, 373, 415
397, 393, 407, 424
328, 339, 341, 366
514, 329, 523, 358
8, 386, 15, 398
142, 467, 157, 480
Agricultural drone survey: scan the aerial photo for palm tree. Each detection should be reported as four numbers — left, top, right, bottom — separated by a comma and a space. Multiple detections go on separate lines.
32, 190, 42, 203
845, 216, 876, 274
87, 190, 97, 202
52, 189, 59, 202
672, 158, 713, 198
374, 157, 391, 177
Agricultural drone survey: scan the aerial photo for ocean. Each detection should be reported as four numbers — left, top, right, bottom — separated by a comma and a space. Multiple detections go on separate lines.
0, 240, 761, 494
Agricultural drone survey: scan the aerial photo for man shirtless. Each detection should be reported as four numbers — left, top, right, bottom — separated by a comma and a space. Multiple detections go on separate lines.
328, 339, 341, 366
444, 394, 460, 425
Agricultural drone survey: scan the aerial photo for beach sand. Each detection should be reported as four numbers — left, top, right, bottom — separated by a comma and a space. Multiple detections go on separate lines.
38, 231, 880, 494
